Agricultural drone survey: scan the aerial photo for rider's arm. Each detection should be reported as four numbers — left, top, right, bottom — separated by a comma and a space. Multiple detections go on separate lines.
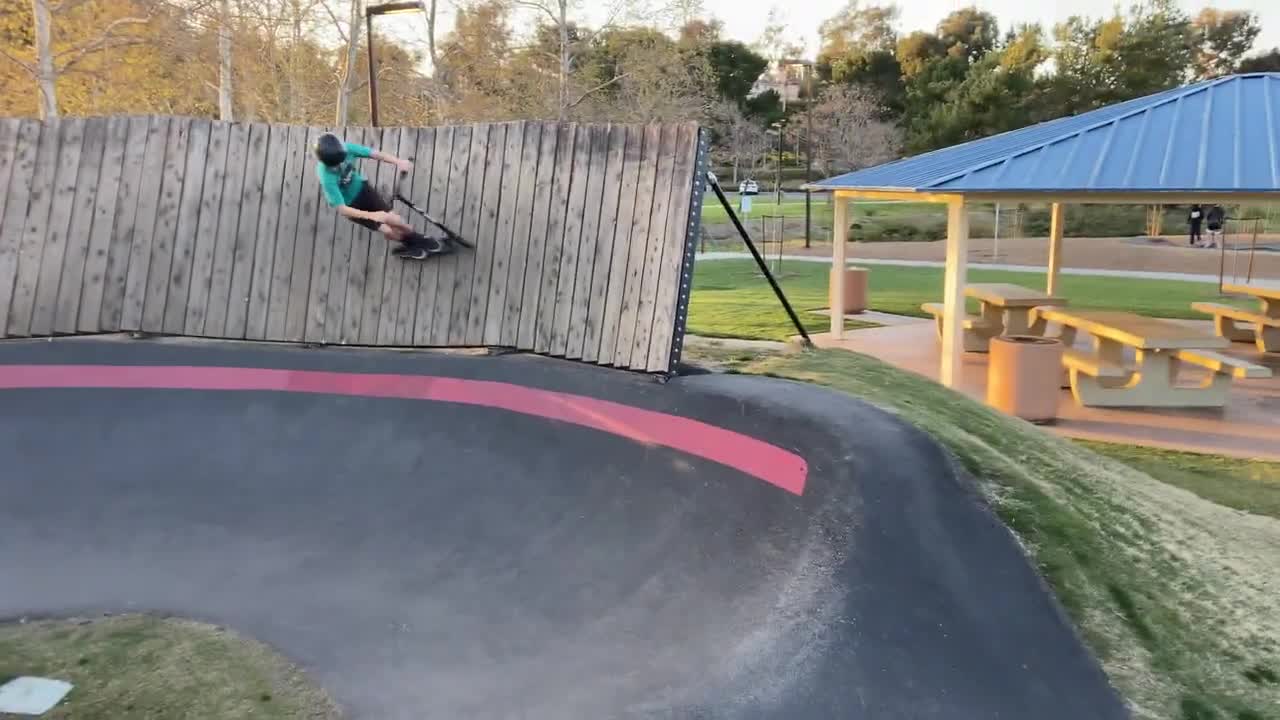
353, 143, 412, 172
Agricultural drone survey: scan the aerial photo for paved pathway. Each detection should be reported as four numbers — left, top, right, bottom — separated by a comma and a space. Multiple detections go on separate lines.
696, 251, 1250, 284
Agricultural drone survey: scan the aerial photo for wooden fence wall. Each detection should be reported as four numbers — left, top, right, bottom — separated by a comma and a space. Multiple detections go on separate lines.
0, 116, 708, 372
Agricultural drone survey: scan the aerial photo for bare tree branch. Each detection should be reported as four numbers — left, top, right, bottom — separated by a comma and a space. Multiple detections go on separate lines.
565, 71, 628, 109
0, 46, 36, 75
512, 0, 559, 26
53, 16, 152, 70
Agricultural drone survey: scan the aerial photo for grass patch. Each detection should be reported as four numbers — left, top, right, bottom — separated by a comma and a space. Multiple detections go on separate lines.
679, 345, 1280, 720
1077, 442, 1280, 521
0, 615, 339, 719
688, 259, 1228, 340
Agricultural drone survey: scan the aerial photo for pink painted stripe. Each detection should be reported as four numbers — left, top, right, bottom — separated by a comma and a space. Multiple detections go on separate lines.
0, 364, 808, 495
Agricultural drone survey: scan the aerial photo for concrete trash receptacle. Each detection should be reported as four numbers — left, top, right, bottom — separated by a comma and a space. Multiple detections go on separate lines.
830, 267, 868, 315
987, 335, 1063, 423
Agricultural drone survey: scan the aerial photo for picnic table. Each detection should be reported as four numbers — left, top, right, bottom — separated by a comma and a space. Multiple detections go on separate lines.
921, 284, 1065, 352
1035, 308, 1270, 408
1192, 282, 1280, 352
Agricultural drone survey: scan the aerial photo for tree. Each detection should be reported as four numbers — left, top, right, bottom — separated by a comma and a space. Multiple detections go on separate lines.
1240, 48, 1280, 73
1000, 23, 1048, 73
936, 7, 998, 63
896, 30, 945, 78
830, 49, 902, 115
904, 52, 1036, 153
1190, 8, 1260, 78
1, 0, 154, 118
808, 83, 898, 175
708, 100, 769, 183
705, 40, 767, 106
817, 1, 898, 62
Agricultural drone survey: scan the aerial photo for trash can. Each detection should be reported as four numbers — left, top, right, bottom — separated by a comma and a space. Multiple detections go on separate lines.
830, 267, 868, 315
987, 335, 1063, 424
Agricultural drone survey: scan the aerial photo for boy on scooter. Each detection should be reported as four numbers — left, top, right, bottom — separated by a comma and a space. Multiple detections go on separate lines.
313, 132, 443, 260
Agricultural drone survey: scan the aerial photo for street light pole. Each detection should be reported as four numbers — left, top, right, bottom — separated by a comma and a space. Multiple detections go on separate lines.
804, 64, 813, 249
365, 1, 424, 127
365, 11, 379, 126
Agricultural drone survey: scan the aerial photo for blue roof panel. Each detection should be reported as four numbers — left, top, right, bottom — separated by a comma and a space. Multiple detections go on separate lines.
810, 73, 1280, 194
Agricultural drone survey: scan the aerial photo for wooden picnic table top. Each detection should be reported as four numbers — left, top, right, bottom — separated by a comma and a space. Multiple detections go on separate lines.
1222, 282, 1280, 302
965, 283, 1066, 308
1036, 308, 1230, 350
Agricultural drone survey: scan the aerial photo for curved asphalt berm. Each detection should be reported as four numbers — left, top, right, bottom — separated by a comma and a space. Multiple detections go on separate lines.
0, 339, 1129, 719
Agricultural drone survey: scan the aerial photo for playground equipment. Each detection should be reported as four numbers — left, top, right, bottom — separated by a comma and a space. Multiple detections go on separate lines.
1216, 215, 1266, 291
759, 214, 785, 276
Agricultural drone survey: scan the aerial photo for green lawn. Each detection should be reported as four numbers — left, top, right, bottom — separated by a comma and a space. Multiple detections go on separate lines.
679, 345, 1280, 720
1079, 441, 1280, 521
0, 615, 339, 718
688, 259, 1229, 341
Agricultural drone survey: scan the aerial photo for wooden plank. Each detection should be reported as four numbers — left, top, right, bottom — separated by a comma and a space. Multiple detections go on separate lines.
223, 122, 271, 338
612, 124, 661, 367
325, 126, 364, 344
76, 117, 128, 333
183, 121, 231, 334
462, 122, 508, 346
547, 124, 595, 357
137, 117, 191, 333
646, 124, 700, 371
268, 124, 310, 340
30, 118, 85, 336
383, 126, 420, 344
356, 126, 401, 344
596, 124, 643, 365
580, 125, 627, 363
0, 121, 45, 335
626, 124, 679, 370
202, 121, 250, 336
443, 123, 492, 345
564, 124, 612, 359
410, 127, 451, 343
533, 123, 579, 354
100, 116, 151, 332
515, 123, 560, 349
296, 125, 332, 343
0, 120, 42, 338
245, 123, 291, 339
342, 125, 385, 344
8, 118, 66, 337
53, 118, 107, 333
426, 124, 474, 345
496, 122, 540, 347
0, 118, 23, 333
0, 119, 20, 244
119, 116, 171, 332
483, 121, 526, 345
162, 120, 212, 334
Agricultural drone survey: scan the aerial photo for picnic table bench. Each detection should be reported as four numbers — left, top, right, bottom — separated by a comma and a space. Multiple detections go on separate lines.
1035, 308, 1271, 408
1192, 282, 1280, 353
922, 284, 1066, 352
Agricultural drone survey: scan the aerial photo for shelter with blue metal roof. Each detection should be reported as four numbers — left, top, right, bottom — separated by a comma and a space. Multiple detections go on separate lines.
806, 73, 1280, 387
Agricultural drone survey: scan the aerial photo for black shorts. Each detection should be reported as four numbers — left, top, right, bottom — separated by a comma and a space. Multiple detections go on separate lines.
346, 183, 392, 232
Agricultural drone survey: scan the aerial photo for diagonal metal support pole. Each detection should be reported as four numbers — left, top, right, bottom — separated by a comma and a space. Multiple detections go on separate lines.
705, 172, 812, 347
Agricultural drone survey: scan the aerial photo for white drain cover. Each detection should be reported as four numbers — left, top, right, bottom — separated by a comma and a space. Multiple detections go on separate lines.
0, 676, 73, 715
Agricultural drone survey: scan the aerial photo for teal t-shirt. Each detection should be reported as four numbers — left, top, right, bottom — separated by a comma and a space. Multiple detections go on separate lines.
317, 142, 373, 207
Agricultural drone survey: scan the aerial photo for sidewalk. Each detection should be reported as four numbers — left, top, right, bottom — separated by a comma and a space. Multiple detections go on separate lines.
695, 252, 1261, 285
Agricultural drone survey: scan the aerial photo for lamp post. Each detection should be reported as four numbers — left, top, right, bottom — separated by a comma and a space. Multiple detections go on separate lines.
780, 58, 815, 247
770, 121, 785, 205
365, 0, 423, 127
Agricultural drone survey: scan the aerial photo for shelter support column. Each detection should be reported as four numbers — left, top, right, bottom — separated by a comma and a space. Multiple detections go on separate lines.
830, 195, 849, 337
1047, 203, 1065, 295
940, 198, 969, 388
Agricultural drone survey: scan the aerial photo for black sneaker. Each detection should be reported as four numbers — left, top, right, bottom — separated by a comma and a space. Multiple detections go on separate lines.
393, 244, 429, 260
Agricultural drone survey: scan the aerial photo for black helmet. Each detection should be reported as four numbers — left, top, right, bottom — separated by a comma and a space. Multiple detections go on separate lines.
314, 132, 346, 167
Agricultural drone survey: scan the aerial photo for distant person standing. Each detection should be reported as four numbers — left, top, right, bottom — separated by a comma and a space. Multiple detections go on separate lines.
1205, 205, 1226, 248
1187, 204, 1203, 246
